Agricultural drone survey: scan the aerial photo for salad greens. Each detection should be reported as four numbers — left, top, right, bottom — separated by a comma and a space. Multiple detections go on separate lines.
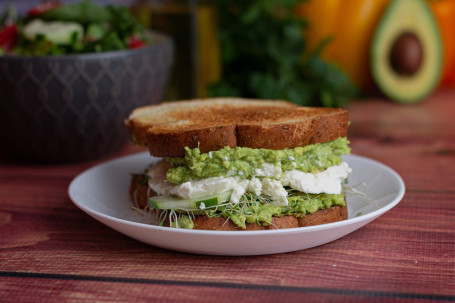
0, 0, 148, 56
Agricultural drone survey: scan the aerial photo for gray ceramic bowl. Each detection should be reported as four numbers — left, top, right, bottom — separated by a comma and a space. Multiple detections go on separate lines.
0, 31, 173, 163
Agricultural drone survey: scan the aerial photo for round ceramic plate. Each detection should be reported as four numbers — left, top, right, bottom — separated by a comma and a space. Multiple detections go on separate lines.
68, 152, 405, 256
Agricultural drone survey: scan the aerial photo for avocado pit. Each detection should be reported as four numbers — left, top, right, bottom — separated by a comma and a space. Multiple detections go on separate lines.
389, 32, 423, 76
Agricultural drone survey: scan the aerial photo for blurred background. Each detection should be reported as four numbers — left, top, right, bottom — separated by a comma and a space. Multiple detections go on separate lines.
0, 0, 132, 10
130, 0, 454, 107
2, 0, 454, 107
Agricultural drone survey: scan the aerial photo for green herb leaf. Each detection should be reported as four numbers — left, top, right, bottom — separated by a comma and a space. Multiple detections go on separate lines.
208, 0, 359, 107
39, 0, 112, 24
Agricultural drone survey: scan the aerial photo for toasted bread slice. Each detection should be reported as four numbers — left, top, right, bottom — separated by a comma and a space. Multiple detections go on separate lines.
125, 98, 349, 157
185, 206, 347, 230
129, 175, 348, 230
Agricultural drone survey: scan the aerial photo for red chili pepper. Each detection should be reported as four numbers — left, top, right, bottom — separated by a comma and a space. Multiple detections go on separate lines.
0, 24, 18, 53
128, 35, 146, 49
28, 1, 61, 17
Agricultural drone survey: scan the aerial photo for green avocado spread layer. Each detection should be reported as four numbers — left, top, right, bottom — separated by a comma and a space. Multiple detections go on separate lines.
166, 137, 350, 184
169, 192, 346, 229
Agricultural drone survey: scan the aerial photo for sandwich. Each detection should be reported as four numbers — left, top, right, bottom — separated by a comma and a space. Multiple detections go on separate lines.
125, 98, 351, 230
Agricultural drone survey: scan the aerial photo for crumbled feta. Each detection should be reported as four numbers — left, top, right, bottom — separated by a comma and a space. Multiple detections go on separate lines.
230, 179, 249, 204
170, 177, 235, 199
247, 177, 262, 196
226, 169, 235, 176
254, 163, 282, 179
148, 160, 351, 205
147, 160, 175, 195
281, 162, 351, 194
261, 178, 288, 206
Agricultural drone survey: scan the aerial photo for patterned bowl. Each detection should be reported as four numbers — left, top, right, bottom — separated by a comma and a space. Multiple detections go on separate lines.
0, 31, 173, 163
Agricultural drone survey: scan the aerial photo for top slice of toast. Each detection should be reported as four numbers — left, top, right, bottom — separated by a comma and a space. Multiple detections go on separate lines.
125, 98, 349, 157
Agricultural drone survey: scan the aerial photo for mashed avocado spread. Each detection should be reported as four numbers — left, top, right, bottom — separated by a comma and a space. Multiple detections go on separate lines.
170, 192, 346, 229
166, 137, 350, 184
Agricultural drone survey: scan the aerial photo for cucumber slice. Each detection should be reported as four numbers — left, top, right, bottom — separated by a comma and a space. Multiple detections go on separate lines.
149, 191, 232, 210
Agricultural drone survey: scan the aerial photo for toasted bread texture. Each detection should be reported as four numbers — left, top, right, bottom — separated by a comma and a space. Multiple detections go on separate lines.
182, 206, 347, 230
125, 98, 349, 157
129, 175, 347, 231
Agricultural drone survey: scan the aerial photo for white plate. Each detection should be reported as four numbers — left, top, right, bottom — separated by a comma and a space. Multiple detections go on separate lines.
68, 153, 405, 256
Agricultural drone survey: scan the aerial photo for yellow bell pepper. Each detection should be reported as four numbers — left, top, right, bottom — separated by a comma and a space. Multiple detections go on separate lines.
295, 0, 389, 90
296, 0, 455, 90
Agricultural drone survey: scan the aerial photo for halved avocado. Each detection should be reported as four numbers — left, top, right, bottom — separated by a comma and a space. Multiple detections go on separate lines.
370, 0, 442, 103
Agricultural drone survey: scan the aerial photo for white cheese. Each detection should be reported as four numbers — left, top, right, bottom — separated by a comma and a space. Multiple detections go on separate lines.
254, 163, 282, 179
282, 162, 352, 194
247, 177, 262, 196
23, 19, 83, 45
170, 177, 236, 199
147, 160, 174, 196
261, 178, 288, 206
229, 179, 250, 204
148, 160, 351, 206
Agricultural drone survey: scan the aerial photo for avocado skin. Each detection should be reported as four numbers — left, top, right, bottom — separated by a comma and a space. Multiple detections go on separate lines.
370, 0, 442, 103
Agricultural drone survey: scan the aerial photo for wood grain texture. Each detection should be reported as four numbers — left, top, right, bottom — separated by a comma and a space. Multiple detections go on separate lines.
1, 89, 455, 302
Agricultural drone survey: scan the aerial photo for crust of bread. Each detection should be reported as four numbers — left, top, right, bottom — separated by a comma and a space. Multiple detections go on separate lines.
129, 176, 347, 230
298, 206, 348, 227
125, 98, 349, 157
129, 175, 156, 209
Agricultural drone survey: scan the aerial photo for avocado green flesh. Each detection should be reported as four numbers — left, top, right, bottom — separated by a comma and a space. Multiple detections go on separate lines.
170, 215, 194, 229
370, 0, 442, 103
165, 192, 346, 229
166, 137, 350, 184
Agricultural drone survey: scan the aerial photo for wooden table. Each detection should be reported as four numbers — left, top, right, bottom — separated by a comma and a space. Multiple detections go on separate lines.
1, 90, 454, 302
